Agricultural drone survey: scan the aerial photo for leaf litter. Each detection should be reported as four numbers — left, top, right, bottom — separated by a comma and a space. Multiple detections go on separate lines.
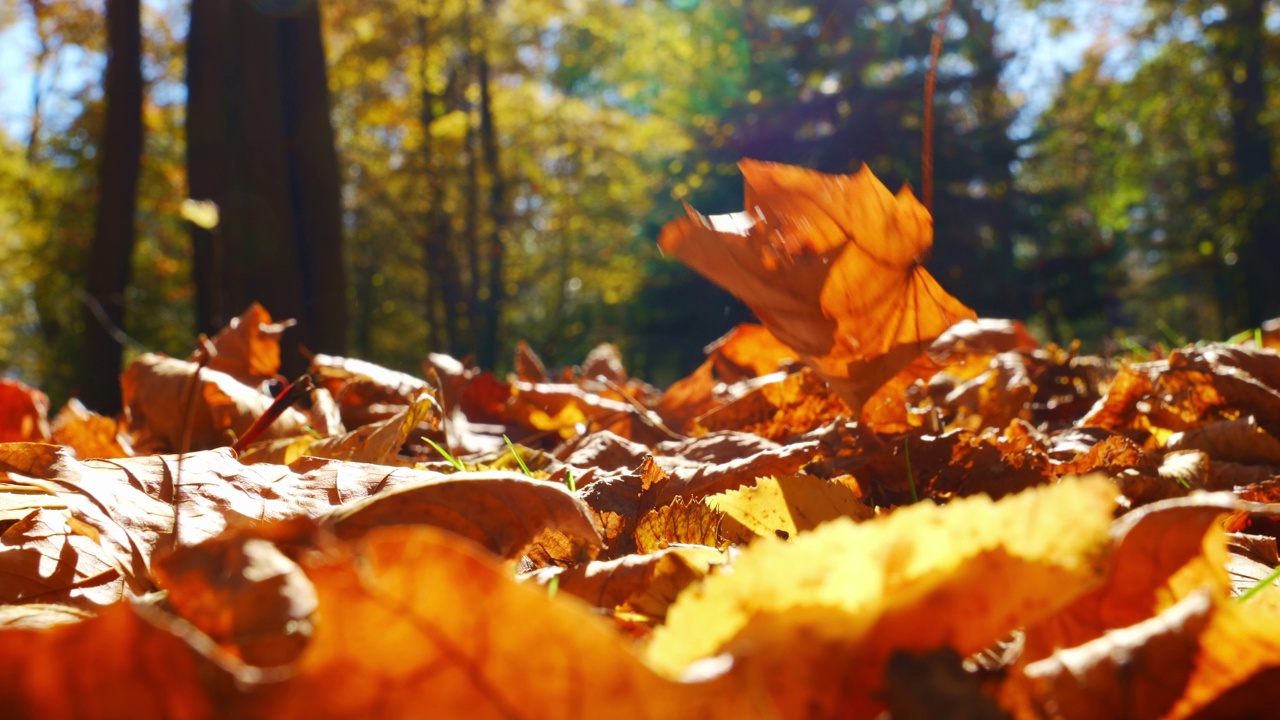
4, 162, 1280, 717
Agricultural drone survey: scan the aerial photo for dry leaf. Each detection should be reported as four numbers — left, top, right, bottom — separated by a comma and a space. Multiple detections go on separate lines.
122, 353, 307, 452
525, 545, 728, 619
705, 473, 872, 540
201, 303, 292, 386
153, 535, 316, 665
304, 389, 440, 464
0, 379, 50, 443
659, 160, 976, 412
645, 476, 1117, 717
50, 399, 131, 459
254, 526, 754, 720
1021, 492, 1237, 662
323, 471, 604, 562
0, 508, 122, 610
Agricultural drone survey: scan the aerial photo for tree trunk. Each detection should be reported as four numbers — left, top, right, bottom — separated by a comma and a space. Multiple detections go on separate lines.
1217, 0, 1279, 326
79, 0, 143, 414
187, 0, 346, 376
476, 39, 508, 369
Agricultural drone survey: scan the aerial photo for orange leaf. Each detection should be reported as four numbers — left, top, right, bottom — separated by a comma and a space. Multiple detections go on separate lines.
659, 160, 975, 411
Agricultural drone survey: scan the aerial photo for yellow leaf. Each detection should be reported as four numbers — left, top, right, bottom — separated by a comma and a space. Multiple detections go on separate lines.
645, 476, 1117, 717
705, 473, 872, 540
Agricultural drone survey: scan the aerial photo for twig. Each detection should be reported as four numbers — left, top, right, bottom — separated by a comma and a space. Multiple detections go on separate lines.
230, 375, 315, 454
922, 0, 953, 214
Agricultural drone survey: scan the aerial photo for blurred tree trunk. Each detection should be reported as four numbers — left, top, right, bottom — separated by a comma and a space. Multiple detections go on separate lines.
476, 31, 508, 370
79, 0, 142, 414
1215, 0, 1279, 325
187, 0, 346, 377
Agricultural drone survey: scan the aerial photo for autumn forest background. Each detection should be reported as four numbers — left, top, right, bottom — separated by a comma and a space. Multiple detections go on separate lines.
0, 0, 1277, 414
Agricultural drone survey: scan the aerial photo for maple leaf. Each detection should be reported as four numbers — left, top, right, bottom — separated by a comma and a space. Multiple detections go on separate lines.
659, 160, 976, 412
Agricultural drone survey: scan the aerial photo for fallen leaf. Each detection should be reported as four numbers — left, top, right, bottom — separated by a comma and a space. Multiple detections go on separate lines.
303, 389, 440, 464
705, 473, 872, 540
322, 471, 604, 562
0, 508, 122, 610
525, 545, 728, 619
201, 303, 292, 387
1021, 492, 1237, 661
153, 535, 316, 665
645, 476, 1117, 717
122, 354, 307, 452
0, 380, 50, 444
50, 399, 131, 459
254, 526, 754, 720
310, 353, 433, 429
659, 160, 976, 412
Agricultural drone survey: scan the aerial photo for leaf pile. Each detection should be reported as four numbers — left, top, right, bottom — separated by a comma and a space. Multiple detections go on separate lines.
4, 164, 1280, 718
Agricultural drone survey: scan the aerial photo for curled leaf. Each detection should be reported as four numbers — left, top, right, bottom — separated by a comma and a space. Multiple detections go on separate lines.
659, 160, 975, 411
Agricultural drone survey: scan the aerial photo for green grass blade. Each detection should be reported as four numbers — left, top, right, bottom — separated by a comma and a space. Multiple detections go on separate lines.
504, 435, 534, 477
423, 436, 465, 472
566, 468, 577, 493
1238, 565, 1280, 604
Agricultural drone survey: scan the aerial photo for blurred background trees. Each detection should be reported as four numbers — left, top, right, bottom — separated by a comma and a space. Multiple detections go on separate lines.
0, 0, 1276, 410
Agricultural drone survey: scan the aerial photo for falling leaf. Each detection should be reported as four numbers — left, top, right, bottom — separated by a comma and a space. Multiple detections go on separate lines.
659, 160, 976, 411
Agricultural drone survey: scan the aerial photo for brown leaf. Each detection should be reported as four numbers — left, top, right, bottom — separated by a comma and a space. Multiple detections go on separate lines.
303, 390, 440, 464
0, 379, 50, 443
634, 498, 724, 554
655, 359, 719, 433
695, 368, 853, 440
0, 508, 122, 611
1167, 415, 1280, 465
153, 534, 316, 665
323, 471, 604, 562
201, 303, 292, 386
0, 601, 226, 719
706, 323, 799, 380
1007, 590, 1213, 720
1022, 492, 1237, 662
514, 340, 551, 382
50, 399, 131, 459
309, 353, 432, 429
1006, 589, 1280, 720
526, 545, 728, 619
659, 160, 975, 412
122, 353, 307, 452
0, 444, 173, 593
929, 318, 1040, 357
254, 526, 752, 720
652, 437, 824, 506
